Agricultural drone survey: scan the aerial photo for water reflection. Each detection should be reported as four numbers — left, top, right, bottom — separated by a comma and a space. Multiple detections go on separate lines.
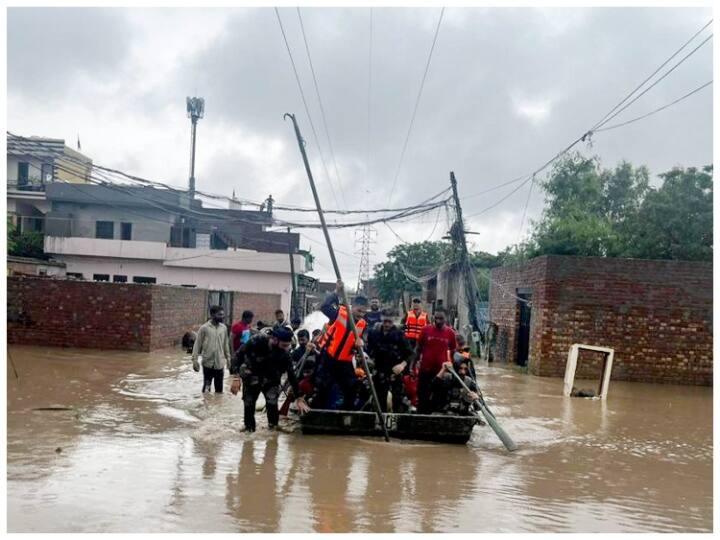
6, 345, 713, 533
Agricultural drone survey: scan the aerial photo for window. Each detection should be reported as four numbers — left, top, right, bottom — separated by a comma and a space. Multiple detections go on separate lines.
38, 269, 48, 276
93, 274, 110, 282
67, 272, 84, 280
95, 221, 114, 239
121, 222, 132, 241
113, 275, 128, 283
133, 276, 157, 284
17, 162, 29, 186
41, 163, 54, 184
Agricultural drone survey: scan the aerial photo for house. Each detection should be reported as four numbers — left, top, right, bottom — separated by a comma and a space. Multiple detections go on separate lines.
489, 255, 712, 386
7, 255, 66, 277
7, 134, 92, 236
6, 134, 314, 319
40, 183, 309, 315
7, 134, 91, 190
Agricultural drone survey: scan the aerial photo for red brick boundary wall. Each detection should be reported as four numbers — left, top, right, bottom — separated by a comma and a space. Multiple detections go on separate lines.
489, 256, 712, 386
232, 292, 282, 328
8, 276, 282, 351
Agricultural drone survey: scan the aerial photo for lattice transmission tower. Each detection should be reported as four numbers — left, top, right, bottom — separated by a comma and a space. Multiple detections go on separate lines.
354, 224, 376, 295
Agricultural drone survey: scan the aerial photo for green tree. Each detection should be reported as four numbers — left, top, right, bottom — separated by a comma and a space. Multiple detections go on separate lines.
621, 165, 713, 261
512, 153, 712, 262
7, 217, 17, 254
7, 219, 45, 259
372, 241, 453, 303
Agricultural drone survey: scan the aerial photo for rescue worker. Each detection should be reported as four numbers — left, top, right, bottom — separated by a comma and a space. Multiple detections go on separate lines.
318, 279, 368, 410
230, 327, 310, 431
191, 305, 232, 393
364, 297, 383, 331
431, 359, 480, 415
366, 309, 412, 412
415, 308, 457, 414
402, 297, 430, 350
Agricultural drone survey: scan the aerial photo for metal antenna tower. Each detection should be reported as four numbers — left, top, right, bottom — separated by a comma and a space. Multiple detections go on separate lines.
186, 96, 205, 199
355, 223, 376, 295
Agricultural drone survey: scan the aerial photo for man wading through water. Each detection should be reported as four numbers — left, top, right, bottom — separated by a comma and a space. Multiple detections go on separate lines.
192, 305, 232, 393
415, 308, 457, 414
230, 327, 310, 431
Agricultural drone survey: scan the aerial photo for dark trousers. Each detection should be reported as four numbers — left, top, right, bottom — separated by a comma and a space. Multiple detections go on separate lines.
202, 366, 224, 393
330, 360, 357, 411
417, 371, 437, 414
373, 372, 407, 413
242, 381, 280, 430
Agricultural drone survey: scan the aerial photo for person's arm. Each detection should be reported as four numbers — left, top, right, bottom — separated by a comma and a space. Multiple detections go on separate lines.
448, 329, 457, 353
230, 328, 239, 356
191, 326, 205, 371
223, 327, 232, 365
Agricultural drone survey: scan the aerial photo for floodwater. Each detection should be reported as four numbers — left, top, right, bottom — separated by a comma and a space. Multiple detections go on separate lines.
7, 345, 712, 533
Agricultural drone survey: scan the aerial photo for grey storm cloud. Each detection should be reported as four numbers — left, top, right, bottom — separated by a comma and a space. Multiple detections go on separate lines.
7, 7, 713, 280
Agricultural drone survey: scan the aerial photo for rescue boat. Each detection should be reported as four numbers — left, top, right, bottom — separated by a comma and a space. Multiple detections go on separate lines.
299, 409, 478, 444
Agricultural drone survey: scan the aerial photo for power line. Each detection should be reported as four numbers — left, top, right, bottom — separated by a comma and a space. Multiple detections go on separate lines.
461, 20, 714, 219
387, 7, 445, 205
593, 33, 713, 131
8, 131, 448, 216
461, 174, 530, 201
590, 18, 713, 132
516, 174, 536, 245
366, 7, 373, 187
296, 7, 348, 209
273, 7, 342, 210
596, 79, 713, 132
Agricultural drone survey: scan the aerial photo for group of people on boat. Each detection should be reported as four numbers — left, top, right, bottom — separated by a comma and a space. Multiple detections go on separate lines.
190, 280, 482, 432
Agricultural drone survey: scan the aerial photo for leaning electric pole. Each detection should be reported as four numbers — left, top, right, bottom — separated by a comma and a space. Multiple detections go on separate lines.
186, 96, 205, 199
449, 171, 480, 333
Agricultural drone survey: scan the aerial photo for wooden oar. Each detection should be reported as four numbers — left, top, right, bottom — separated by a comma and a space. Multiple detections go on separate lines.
447, 365, 517, 452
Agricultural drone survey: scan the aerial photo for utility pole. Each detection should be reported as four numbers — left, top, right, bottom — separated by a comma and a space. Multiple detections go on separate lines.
287, 226, 298, 320
186, 97, 205, 199
449, 171, 480, 333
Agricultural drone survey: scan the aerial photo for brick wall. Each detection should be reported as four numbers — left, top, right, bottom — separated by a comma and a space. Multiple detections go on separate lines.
232, 292, 281, 328
8, 276, 284, 352
149, 287, 207, 350
489, 256, 713, 386
8, 276, 153, 350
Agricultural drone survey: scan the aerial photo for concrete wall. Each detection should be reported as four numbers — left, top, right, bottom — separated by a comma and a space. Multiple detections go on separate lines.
48, 201, 174, 243
489, 256, 712, 386
56, 256, 293, 314
7, 276, 286, 351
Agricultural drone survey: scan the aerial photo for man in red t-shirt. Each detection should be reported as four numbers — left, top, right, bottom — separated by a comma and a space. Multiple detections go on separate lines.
231, 310, 254, 356
415, 308, 457, 414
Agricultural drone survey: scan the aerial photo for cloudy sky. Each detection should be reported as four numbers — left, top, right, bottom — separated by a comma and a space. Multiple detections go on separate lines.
7, 7, 713, 282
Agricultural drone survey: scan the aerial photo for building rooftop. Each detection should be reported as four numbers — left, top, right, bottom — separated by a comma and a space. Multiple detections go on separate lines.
7, 134, 65, 159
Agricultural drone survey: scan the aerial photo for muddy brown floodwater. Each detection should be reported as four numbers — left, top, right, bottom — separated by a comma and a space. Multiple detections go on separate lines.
6, 345, 712, 533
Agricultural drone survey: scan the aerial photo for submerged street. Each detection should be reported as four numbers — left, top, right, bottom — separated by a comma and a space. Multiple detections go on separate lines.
7, 345, 712, 533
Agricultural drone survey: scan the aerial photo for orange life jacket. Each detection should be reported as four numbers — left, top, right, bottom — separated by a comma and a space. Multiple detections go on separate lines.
324, 306, 367, 362
316, 323, 330, 348
404, 310, 429, 340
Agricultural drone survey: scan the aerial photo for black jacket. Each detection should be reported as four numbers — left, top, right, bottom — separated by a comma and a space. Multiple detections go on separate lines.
366, 325, 412, 373
231, 334, 300, 395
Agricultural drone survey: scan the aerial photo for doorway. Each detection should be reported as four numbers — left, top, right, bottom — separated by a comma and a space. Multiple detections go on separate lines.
516, 291, 533, 366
